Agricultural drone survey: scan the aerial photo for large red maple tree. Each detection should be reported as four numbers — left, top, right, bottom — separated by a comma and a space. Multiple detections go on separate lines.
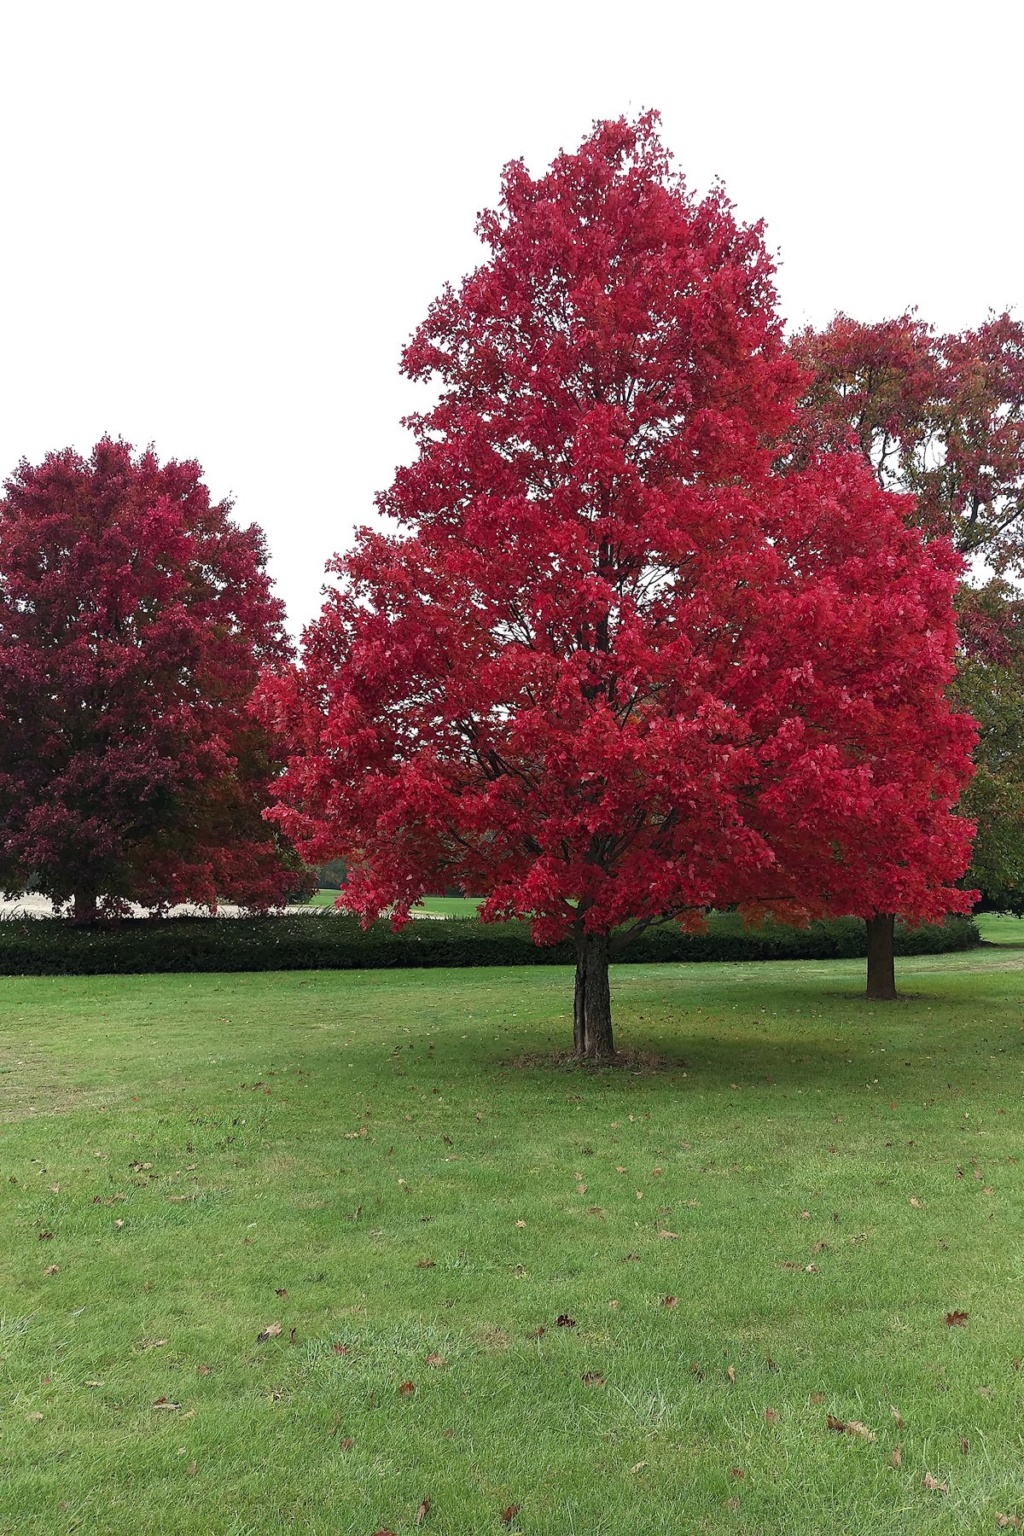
0, 438, 303, 918
261, 115, 976, 1055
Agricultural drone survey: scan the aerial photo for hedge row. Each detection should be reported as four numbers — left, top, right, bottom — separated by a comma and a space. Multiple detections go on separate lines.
0, 910, 979, 976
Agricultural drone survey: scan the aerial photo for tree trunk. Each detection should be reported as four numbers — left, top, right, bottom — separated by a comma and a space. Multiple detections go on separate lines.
573, 932, 615, 1060
72, 889, 98, 924
866, 912, 897, 1000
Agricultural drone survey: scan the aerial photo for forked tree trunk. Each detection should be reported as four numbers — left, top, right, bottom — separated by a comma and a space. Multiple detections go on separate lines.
573, 931, 615, 1060
866, 912, 897, 1000
72, 889, 98, 924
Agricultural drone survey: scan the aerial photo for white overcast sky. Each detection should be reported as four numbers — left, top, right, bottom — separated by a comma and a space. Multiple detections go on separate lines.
0, 0, 1019, 634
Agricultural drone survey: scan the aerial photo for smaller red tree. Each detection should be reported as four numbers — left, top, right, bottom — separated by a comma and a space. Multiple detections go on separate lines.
0, 438, 303, 918
260, 117, 976, 1053
793, 310, 1024, 981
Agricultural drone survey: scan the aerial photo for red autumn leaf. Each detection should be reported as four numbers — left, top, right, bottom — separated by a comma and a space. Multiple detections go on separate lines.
331, 1342, 350, 1356
398, 1380, 415, 1397
826, 1414, 846, 1432
945, 1310, 969, 1327
500, 1506, 521, 1527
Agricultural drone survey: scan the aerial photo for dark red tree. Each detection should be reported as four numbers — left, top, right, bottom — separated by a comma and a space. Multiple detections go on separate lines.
0, 438, 302, 919
260, 116, 975, 1054
793, 310, 1024, 982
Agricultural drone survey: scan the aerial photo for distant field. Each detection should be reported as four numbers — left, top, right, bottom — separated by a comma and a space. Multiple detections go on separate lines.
0, 921, 1023, 1532
306, 891, 482, 917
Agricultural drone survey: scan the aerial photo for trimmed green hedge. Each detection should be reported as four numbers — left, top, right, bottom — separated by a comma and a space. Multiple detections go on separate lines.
0, 911, 979, 976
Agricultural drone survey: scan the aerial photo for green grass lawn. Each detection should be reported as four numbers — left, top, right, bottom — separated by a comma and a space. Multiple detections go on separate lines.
305, 891, 482, 917
1, 925, 1023, 1533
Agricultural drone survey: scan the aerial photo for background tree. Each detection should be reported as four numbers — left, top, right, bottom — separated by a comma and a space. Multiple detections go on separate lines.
793, 312, 1024, 935
0, 438, 304, 918
261, 116, 975, 1055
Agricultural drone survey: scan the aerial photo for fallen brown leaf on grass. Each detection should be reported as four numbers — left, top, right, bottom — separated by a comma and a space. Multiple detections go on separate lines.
337, 1437, 354, 1451
275, 1287, 288, 1298
37, 1231, 53, 1241
26, 1412, 43, 1422
657, 1229, 678, 1240
113, 1219, 125, 1230
726, 1366, 736, 1384
729, 1467, 744, 1480
43, 1265, 60, 1276
425, 1353, 447, 1368
809, 1392, 825, 1406
945, 1310, 969, 1327
139, 1338, 167, 1350
726, 1497, 740, 1512
152, 1398, 179, 1411
960, 1437, 970, 1454
371, 1529, 397, 1536
416, 1259, 436, 1269
528, 1327, 546, 1339
331, 1343, 350, 1356
891, 1445, 902, 1467
500, 1506, 521, 1527
629, 1461, 648, 1473
587, 1206, 605, 1218
196, 1364, 211, 1376
909, 1197, 923, 1209
555, 1314, 577, 1328
922, 1472, 948, 1492
825, 1413, 875, 1441
581, 1372, 605, 1387
662, 1296, 678, 1308
576, 1182, 587, 1195
398, 1380, 415, 1397
415, 1497, 431, 1526
996, 1515, 1023, 1529
186, 1461, 198, 1475
515, 1220, 526, 1229
891, 1405, 904, 1429
256, 1322, 282, 1343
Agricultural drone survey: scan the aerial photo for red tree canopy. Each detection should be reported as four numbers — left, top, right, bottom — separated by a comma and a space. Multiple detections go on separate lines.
259, 116, 976, 1050
791, 310, 1024, 569
0, 438, 302, 917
